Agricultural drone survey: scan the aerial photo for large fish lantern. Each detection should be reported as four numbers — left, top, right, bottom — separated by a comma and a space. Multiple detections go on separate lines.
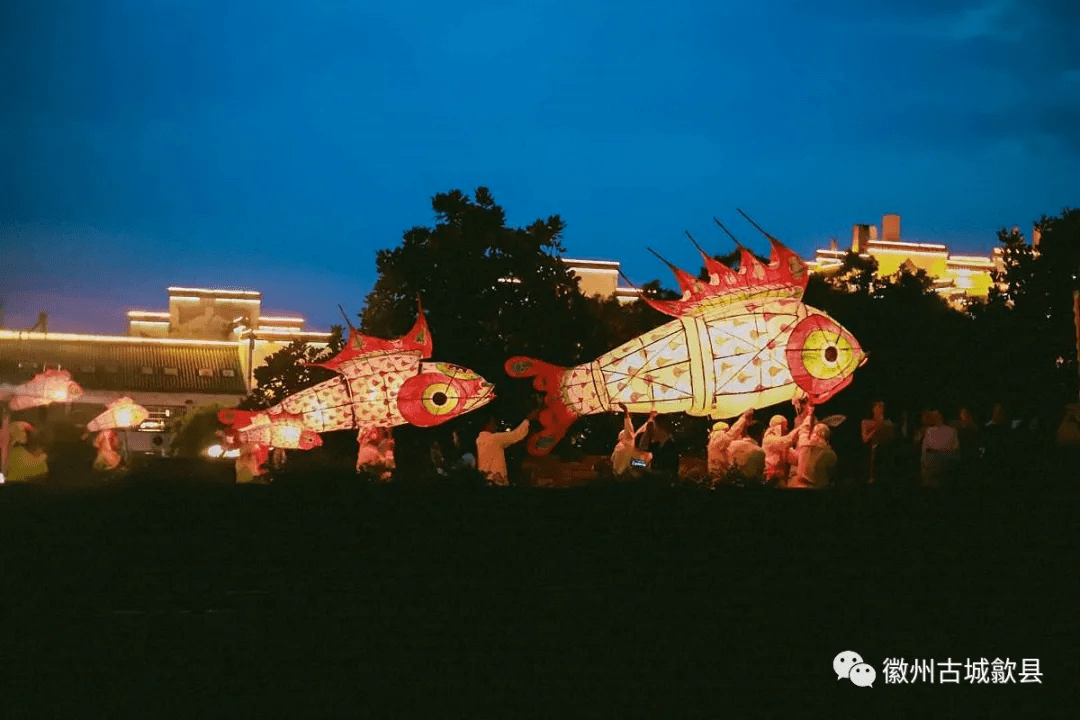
219, 304, 495, 444
2, 369, 84, 411
506, 232, 866, 455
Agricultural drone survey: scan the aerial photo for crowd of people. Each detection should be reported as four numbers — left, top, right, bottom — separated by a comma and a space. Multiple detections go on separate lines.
695, 397, 837, 488
602, 396, 1080, 490
4, 396, 1078, 488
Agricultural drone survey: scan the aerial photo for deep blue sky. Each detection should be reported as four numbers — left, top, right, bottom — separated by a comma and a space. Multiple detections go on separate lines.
2, 0, 1077, 334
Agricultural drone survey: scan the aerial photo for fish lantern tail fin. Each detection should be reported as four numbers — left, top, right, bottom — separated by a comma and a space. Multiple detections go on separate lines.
505, 356, 579, 456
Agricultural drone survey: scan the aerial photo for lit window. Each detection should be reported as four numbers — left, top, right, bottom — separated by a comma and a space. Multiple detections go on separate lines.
141, 366, 154, 375
163, 367, 179, 376
136, 406, 176, 433
221, 369, 235, 377
198, 369, 214, 378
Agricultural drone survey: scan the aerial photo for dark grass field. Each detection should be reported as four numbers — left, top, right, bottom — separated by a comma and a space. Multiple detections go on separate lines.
1, 477, 1076, 716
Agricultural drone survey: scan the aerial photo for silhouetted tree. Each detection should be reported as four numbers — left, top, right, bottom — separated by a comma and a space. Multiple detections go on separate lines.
238, 327, 345, 410
980, 208, 1080, 407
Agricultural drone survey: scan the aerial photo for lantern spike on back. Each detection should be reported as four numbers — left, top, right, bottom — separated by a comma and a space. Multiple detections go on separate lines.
646, 247, 702, 296
687, 229, 739, 288
643, 215, 809, 318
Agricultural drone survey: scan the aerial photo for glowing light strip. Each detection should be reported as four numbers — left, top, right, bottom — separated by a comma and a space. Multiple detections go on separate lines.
615, 287, 642, 295
168, 296, 261, 304
126, 311, 170, 318
255, 327, 332, 336
815, 250, 872, 259
129, 319, 169, 325
168, 286, 261, 297
257, 337, 333, 343
0, 330, 239, 346
863, 248, 950, 258
867, 240, 948, 251
563, 258, 622, 269
259, 316, 305, 322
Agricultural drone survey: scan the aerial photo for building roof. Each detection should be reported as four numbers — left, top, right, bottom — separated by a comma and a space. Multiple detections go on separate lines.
0, 335, 247, 395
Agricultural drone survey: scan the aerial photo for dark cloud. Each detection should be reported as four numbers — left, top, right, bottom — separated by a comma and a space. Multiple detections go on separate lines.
794, 0, 1078, 69
800, 0, 1080, 155
853, 99, 1080, 157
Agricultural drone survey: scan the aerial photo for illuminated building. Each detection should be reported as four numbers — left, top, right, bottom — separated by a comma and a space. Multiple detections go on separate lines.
0, 287, 331, 452
562, 258, 642, 304
807, 214, 1005, 305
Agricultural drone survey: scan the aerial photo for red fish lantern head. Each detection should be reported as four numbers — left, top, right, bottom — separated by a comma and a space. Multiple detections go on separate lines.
785, 311, 866, 405
397, 361, 496, 428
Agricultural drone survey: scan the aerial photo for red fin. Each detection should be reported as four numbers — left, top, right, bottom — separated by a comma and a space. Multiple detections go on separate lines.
307, 303, 433, 371
505, 356, 579, 456
218, 408, 258, 429
699, 251, 739, 287
647, 232, 809, 318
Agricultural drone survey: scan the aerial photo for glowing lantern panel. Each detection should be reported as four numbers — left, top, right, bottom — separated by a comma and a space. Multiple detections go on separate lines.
87, 397, 150, 432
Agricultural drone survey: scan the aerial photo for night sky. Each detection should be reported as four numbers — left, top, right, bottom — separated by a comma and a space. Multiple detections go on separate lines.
2, 0, 1077, 334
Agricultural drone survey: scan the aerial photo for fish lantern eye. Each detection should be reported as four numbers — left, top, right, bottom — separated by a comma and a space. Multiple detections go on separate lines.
399, 365, 494, 427
785, 313, 863, 402
398, 373, 466, 427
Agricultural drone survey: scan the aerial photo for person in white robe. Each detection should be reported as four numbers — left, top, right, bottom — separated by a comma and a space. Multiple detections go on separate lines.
611, 405, 654, 476
476, 415, 532, 486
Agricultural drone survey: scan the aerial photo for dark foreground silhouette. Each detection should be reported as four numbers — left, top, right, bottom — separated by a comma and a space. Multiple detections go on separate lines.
1, 472, 1075, 714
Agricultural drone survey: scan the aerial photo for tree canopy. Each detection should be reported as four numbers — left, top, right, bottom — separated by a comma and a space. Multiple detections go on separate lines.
979, 207, 1080, 407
